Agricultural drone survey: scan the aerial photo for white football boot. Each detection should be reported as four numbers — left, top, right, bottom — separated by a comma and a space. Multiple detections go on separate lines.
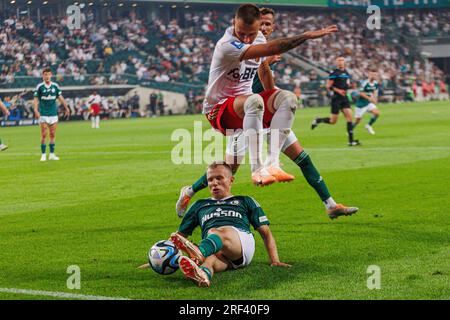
365, 124, 375, 135
48, 153, 60, 161
40, 154, 47, 162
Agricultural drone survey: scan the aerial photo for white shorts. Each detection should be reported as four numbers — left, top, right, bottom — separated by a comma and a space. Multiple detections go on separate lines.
355, 103, 377, 118
228, 226, 255, 269
39, 116, 58, 125
225, 129, 298, 157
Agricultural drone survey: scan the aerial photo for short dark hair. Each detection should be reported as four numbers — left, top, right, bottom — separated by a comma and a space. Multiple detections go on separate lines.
236, 4, 261, 25
207, 161, 233, 176
260, 7, 275, 18
43, 67, 52, 74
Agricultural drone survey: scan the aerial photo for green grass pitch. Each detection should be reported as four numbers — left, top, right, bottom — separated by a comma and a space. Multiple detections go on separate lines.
0, 101, 449, 300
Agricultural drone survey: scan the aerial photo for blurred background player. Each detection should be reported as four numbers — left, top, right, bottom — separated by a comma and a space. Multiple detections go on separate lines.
177, 7, 358, 220
353, 70, 380, 135
0, 98, 10, 151
33, 67, 70, 161
171, 162, 290, 287
311, 56, 360, 146
87, 91, 102, 129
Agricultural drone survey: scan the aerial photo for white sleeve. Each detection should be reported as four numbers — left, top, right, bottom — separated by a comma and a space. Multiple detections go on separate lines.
217, 40, 251, 63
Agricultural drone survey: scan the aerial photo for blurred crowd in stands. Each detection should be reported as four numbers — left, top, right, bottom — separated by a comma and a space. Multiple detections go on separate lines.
0, 7, 448, 116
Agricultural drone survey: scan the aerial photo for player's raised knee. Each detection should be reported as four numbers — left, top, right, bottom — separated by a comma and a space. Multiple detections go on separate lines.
275, 90, 298, 113
244, 94, 264, 114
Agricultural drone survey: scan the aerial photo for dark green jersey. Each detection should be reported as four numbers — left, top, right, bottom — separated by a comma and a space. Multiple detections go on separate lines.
178, 195, 270, 239
252, 64, 275, 94
33, 82, 62, 116
356, 80, 378, 108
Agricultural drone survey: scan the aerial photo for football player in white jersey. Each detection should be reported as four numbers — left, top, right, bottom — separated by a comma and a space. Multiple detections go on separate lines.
177, 7, 358, 220
203, 4, 337, 186
87, 91, 102, 129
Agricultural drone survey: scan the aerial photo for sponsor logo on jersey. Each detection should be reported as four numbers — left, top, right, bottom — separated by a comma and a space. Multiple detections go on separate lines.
41, 95, 57, 100
201, 207, 243, 226
230, 40, 244, 50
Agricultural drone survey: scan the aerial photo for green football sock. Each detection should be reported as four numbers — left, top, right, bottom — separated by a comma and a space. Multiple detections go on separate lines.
368, 115, 378, 126
294, 151, 331, 201
198, 233, 223, 258
199, 266, 212, 280
192, 173, 208, 193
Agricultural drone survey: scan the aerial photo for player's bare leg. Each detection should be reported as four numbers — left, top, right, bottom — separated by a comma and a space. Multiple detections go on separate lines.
40, 123, 48, 161
365, 108, 380, 134
48, 123, 59, 160
179, 226, 242, 287
311, 113, 338, 129
264, 90, 296, 183
283, 139, 358, 219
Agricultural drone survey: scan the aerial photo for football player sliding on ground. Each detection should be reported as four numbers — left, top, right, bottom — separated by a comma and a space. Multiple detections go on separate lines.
177, 6, 358, 220
202, 4, 338, 186
172, 162, 290, 287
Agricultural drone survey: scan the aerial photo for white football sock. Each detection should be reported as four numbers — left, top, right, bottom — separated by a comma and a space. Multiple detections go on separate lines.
243, 95, 264, 173
266, 90, 297, 167
324, 197, 337, 210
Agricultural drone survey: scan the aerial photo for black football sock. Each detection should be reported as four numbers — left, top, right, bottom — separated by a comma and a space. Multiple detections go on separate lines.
317, 117, 331, 124
347, 122, 354, 143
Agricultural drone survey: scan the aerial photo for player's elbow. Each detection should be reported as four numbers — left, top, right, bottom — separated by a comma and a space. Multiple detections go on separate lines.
258, 226, 272, 241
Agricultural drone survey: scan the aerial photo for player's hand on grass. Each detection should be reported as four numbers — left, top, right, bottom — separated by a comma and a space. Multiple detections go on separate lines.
270, 261, 292, 267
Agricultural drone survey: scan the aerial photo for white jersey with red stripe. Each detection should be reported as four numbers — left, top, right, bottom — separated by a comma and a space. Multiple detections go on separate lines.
87, 94, 101, 106
202, 27, 267, 114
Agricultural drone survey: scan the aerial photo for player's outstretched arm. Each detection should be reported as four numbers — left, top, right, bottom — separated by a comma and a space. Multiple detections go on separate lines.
241, 25, 338, 61
257, 225, 291, 267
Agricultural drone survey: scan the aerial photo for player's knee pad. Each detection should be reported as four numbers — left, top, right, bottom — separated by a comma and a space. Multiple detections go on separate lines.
274, 90, 298, 114
244, 94, 264, 115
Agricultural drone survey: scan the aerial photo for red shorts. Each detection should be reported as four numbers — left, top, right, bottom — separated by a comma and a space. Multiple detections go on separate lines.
206, 89, 279, 135
90, 104, 101, 116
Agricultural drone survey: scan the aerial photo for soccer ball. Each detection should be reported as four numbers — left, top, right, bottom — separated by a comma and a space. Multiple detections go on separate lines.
148, 240, 181, 275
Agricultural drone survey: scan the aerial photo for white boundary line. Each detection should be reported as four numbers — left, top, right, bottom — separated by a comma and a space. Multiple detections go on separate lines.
0, 287, 131, 300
